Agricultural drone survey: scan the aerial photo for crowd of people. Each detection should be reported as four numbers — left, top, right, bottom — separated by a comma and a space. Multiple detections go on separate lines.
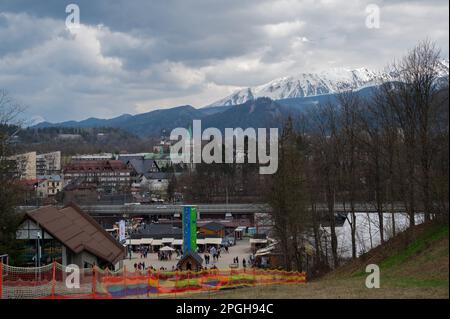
157, 250, 173, 261
204, 245, 223, 265
133, 261, 146, 271
129, 240, 257, 272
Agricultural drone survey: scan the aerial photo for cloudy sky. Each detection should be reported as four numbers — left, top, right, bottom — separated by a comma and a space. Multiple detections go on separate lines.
0, 0, 448, 123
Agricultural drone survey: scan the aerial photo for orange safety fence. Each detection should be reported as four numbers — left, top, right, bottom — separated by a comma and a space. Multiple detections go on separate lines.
0, 262, 306, 299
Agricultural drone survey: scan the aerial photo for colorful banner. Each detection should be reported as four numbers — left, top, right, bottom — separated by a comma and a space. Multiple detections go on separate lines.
119, 220, 126, 242
190, 207, 197, 252
183, 206, 197, 253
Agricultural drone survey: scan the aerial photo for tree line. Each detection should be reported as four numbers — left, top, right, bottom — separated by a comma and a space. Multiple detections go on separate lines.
268, 40, 448, 272
177, 40, 448, 272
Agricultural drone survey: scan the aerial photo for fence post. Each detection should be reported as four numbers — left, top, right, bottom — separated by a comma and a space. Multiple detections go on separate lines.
187, 271, 190, 291
147, 268, 151, 298
156, 270, 160, 297
175, 270, 178, 297
92, 265, 96, 299
51, 261, 56, 298
123, 266, 127, 297
0, 261, 3, 300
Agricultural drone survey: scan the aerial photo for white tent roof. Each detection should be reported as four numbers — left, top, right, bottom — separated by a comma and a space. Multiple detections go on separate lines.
250, 238, 268, 244
255, 251, 271, 257
140, 238, 153, 245
255, 244, 276, 255
151, 239, 162, 246
161, 238, 174, 243
126, 239, 142, 245
172, 239, 183, 245
160, 246, 175, 251
204, 238, 222, 245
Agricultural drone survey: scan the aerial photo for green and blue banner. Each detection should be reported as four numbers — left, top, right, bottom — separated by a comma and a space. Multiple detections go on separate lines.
182, 206, 197, 253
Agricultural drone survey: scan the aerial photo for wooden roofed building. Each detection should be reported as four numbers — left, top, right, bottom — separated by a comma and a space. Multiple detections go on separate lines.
16, 204, 126, 269
198, 221, 226, 238
177, 252, 203, 271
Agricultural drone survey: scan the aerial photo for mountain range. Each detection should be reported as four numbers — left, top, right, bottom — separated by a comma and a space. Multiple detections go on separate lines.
33, 60, 449, 137
208, 59, 449, 107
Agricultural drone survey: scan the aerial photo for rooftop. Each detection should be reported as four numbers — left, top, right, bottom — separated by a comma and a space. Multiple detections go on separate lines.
64, 160, 130, 172
25, 204, 125, 265
200, 221, 226, 232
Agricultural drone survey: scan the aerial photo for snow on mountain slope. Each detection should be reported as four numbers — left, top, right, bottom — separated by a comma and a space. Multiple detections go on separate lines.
207, 60, 449, 107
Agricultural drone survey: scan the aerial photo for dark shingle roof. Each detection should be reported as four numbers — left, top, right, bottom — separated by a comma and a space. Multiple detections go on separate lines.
178, 252, 203, 265
133, 223, 182, 239
143, 172, 169, 180
124, 158, 159, 175
200, 222, 225, 232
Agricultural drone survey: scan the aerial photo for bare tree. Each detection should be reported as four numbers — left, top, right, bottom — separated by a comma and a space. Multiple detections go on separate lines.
337, 91, 364, 257
309, 103, 341, 268
381, 40, 444, 225
0, 90, 26, 263
267, 117, 310, 271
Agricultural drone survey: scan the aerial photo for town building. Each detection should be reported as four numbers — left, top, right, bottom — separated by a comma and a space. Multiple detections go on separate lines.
62, 180, 98, 204
35, 175, 64, 197
16, 204, 126, 269
63, 160, 132, 192
9, 151, 62, 180
117, 154, 160, 184
117, 153, 173, 171
71, 153, 114, 161
17, 179, 45, 203
140, 172, 170, 194
8, 152, 36, 180
143, 153, 172, 171
36, 151, 61, 176
198, 221, 226, 238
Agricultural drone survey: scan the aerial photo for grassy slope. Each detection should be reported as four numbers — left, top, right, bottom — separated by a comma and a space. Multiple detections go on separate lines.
206, 222, 449, 299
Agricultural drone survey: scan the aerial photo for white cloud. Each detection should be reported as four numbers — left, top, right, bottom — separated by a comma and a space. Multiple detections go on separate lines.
263, 20, 305, 38
0, 0, 448, 122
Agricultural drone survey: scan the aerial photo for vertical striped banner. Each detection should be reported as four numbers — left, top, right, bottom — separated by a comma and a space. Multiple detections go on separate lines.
190, 207, 197, 252
183, 206, 192, 253
0, 261, 3, 300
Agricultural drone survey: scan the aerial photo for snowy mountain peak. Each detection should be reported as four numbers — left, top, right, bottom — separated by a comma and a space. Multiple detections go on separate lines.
207, 59, 449, 107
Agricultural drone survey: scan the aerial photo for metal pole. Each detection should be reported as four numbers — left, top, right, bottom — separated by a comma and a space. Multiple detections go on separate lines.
128, 219, 132, 260
37, 230, 42, 283
0, 261, 3, 300
51, 261, 56, 298
37, 235, 41, 268
92, 265, 96, 299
